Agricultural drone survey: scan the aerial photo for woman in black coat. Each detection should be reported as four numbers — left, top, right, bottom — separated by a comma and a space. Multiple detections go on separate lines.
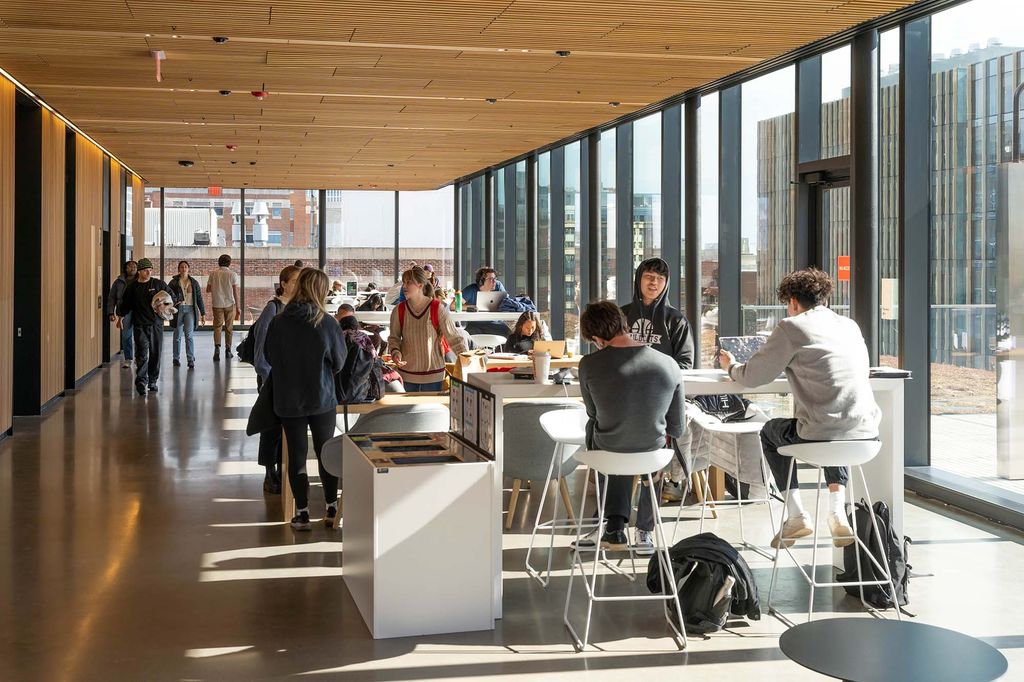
168, 260, 207, 369
264, 268, 347, 531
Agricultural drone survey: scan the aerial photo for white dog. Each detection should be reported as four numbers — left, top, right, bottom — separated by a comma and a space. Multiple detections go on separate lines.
152, 291, 177, 321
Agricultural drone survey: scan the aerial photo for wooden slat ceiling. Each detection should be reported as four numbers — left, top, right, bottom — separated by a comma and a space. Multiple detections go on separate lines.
0, 0, 916, 189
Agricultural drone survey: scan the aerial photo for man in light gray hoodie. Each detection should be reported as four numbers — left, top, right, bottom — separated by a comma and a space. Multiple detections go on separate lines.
720, 268, 880, 550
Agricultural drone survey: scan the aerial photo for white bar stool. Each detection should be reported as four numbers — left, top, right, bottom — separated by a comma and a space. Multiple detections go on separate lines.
674, 408, 777, 559
564, 448, 687, 651
767, 440, 902, 624
527, 409, 594, 587
470, 333, 507, 350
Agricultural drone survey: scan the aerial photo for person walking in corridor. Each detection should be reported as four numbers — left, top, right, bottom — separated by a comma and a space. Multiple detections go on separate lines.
116, 258, 171, 395
108, 260, 137, 369
207, 254, 240, 362
169, 260, 207, 370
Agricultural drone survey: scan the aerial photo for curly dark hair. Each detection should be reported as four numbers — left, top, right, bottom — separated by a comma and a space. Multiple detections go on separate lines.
776, 268, 833, 309
580, 301, 628, 342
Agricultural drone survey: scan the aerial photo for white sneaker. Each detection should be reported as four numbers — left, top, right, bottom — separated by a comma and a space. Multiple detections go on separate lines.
771, 512, 814, 549
828, 512, 855, 547
633, 529, 655, 556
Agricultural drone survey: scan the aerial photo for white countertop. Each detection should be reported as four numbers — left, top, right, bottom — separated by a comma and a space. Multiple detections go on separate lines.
354, 310, 521, 324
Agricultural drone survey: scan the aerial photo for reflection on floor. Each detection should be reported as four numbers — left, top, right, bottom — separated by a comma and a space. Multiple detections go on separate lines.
0, 332, 1021, 681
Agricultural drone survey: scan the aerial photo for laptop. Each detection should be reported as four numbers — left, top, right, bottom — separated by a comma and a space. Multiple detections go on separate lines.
718, 335, 769, 364
533, 339, 566, 358
475, 291, 507, 312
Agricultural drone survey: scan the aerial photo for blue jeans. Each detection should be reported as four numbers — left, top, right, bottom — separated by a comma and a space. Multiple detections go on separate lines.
120, 311, 134, 361
405, 381, 442, 392
173, 304, 196, 363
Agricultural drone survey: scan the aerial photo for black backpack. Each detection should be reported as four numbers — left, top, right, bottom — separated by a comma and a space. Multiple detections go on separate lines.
836, 499, 911, 610
236, 299, 282, 365
673, 561, 735, 634
335, 335, 386, 429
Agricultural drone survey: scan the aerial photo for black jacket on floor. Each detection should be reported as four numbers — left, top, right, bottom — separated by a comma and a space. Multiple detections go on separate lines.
646, 532, 761, 623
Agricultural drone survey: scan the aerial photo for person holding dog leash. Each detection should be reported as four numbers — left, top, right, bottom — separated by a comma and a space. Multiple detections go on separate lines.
117, 257, 172, 396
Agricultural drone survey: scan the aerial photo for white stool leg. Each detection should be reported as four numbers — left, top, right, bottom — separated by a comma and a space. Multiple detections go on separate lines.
735, 442, 746, 546
647, 473, 687, 649
857, 465, 903, 621
526, 442, 561, 587
563, 467, 590, 647
672, 476, 692, 543
808, 466, 824, 622
768, 458, 797, 615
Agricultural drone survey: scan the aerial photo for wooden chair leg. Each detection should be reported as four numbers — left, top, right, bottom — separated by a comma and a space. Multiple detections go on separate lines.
701, 470, 719, 519
506, 479, 522, 529
692, 471, 718, 519
559, 479, 575, 522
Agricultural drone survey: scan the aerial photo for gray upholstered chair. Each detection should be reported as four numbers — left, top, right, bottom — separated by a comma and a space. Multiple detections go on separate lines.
502, 400, 584, 530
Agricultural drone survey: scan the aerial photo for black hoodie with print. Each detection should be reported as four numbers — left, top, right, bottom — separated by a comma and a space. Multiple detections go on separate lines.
620, 257, 694, 369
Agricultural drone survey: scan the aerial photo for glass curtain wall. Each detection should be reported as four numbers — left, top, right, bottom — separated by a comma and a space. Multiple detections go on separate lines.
599, 129, 617, 299
161, 187, 241, 318
514, 160, 528, 294
564, 142, 583, 343
633, 113, 662, 272
325, 190, 396, 289
879, 28, 902, 366
821, 45, 853, 315
494, 168, 506, 279
928, 0, 1024, 500
699, 93, 720, 367
537, 153, 551, 323
243, 189, 319, 322
398, 186, 455, 290
741, 67, 796, 336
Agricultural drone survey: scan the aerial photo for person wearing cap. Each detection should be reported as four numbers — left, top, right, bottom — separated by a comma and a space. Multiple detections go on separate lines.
116, 257, 172, 395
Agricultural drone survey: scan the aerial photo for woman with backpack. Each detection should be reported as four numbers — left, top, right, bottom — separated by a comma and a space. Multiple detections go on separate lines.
388, 266, 467, 392
264, 268, 347, 530
250, 264, 301, 495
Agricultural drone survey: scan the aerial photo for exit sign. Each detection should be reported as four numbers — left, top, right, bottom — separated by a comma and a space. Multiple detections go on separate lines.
837, 255, 851, 281
208, 186, 222, 197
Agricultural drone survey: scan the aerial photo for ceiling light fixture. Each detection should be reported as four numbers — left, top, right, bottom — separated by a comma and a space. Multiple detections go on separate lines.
212, 36, 229, 44
171, 34, 180, 39
497, 48, 507, 52
520, 49, 530, 53
485, 98, 497, 104
144, 33, 152, 37
609, 101, 621, 107
218, 89, 231, 96
250, 90, 269, 100
226, 144, 237, 151
555, 50, 571, 57
178, 160, 194, 167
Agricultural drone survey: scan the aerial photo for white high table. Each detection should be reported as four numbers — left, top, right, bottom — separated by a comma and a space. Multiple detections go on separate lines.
468, 369, 907, 619
354, 310, 522, 325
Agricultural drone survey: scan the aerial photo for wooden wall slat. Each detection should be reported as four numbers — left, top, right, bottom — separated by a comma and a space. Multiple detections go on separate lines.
75, 136, 103, 380
40, 110, 66, 404
108, 159, 121, 359
0, 78, 14, 434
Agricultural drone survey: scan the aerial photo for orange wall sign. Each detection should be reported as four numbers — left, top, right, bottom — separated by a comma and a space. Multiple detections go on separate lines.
837, 255, 851, 281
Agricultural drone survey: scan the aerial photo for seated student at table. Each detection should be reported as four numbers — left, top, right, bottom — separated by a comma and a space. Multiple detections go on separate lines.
720, 268, 879, 549
461, 266, 512, 337
335, 303, 355, 322
502, 311, 552, 353
387, 266, 468, 392
338, 314, 404, 393
576, 301, 686, 554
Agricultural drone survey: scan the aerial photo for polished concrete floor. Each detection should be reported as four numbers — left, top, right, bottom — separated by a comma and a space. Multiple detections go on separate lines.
0, 332, 1021, 681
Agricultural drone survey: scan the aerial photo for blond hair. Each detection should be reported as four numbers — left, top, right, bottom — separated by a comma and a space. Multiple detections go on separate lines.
290, 268, 330, 326
401, 266, 435, 299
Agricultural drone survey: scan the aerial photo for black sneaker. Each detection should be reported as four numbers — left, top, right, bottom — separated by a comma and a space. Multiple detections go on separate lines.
148, 384, 158, 393
213, 347, 220, 362
324, 504, 339, 528
135, 383, 147, 396
290, 511, 311, 531
225, 348, 234, 359
187, 361, 194, 370
263, 470, 281, 495
172, 359, 181, 367
599, 530, 629, 551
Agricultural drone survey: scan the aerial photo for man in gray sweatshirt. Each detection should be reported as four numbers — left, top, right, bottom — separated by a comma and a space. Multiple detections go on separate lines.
720, 268, 880, 549
576, 301, 686, 552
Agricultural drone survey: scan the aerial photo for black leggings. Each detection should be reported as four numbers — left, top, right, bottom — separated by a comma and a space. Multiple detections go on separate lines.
281, 410, 338, 510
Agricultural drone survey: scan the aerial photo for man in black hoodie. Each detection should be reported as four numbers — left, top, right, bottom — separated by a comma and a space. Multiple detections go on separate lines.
117, 258, 172, 396
621, 257, 694, 369
620, 257, 695, 551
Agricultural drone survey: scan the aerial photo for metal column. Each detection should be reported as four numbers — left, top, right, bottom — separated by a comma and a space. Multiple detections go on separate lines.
615, 121, 633, 306
318, 189, 327, 271
718, 85, 742, 337
584, 132, 600, 303
550, 146, 566, 338
684, 98, 701, 362
662, 104, 682, 310
526, 155, 537, 300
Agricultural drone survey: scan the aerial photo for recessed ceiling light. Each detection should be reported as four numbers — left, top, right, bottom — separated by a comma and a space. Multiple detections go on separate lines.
497, 48, 507, 52
485, 98, 497, 104
172, 35, 180, 39
144, 33, 152, 37
520, 49, 530, 53
609, 101, 621, 107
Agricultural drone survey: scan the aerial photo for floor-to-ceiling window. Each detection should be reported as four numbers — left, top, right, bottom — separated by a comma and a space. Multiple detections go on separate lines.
537, 153, 551, 324
514, 160, 528, 295
879, 28, 902, 366
494, 168, 507, 279
242, 189, 318, 322
564, 142, 582, 344
699, 93, 720, 367
927, 0, 1024, 501
599, 129, 617, 299
741, 67, 796, 336
398, 186, 454, 290
161, 187, 241, 319
633, 113, 662, 274
821, 45, 853, 315
143, 186, 162, 274
325, 190, 396, 288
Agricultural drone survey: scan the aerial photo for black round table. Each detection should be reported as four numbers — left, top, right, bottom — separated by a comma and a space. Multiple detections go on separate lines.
779, 618, 1008, 682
